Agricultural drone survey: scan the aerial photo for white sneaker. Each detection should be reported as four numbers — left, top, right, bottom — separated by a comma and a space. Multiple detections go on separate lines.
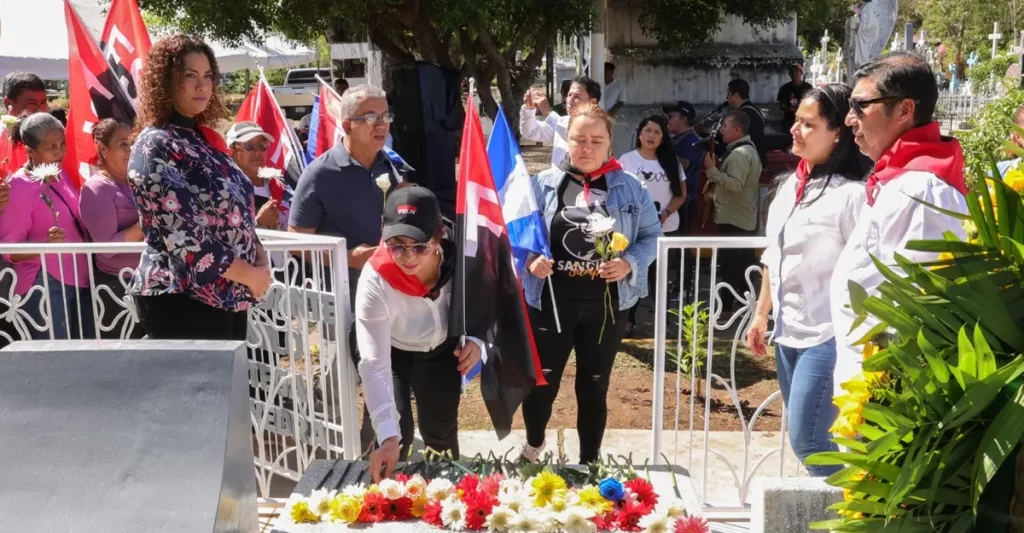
521, 442, 545, 463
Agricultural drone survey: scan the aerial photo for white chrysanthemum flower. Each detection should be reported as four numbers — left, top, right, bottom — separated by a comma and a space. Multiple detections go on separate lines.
405, 475, 427, 501
656, 497, 687, 519
486, 505, 516, 532
441, 497, 468, 531
499, 487, 531, 513
375, 173, 391, 192
29, 162, 61, 183
307, 488, 336, 518
558, 506, 596, 533
427, 478, 456, 501
585, 212, 615, 237
378, 478, 405, 500
639, 509, 672, 533
512, 509, 545, 533
341, 483, 366, 500
257, 167, 283, 180
499, 479, 525, 497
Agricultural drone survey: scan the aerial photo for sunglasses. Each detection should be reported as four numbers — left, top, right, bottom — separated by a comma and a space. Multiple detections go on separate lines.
239, 142, 270, 152
848, 96, 918, 118
349, 111, 395, 126
387, 243, 432, 258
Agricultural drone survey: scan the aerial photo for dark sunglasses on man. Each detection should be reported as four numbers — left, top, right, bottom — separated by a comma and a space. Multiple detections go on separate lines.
239, 141, 270, 153
848, 95, 920, 118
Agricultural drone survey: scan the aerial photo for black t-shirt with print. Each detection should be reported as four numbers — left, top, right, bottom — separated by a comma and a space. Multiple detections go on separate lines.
549, 175, 619, 302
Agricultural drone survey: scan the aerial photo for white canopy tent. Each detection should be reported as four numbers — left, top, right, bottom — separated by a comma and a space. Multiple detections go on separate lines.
0, 0, 316, 79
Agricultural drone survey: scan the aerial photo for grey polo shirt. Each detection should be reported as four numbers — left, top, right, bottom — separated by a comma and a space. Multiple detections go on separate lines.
289, 142, 406, 302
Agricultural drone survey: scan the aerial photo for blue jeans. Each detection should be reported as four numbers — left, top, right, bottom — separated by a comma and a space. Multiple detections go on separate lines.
25, 272, 96, 340
776, 338, 841, 477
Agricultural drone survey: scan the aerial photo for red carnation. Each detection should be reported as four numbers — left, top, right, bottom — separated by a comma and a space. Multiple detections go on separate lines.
423, 500, 444, 527
359, 492, 388, 523
384, 496, 413, 521
615, 498, 648, 532
479, 473, 505, 497
463, 490, 496, 530
675, 514, 710, 533
457, 474, 480, 496
394, 473, 410, 483
624, 478, 659, 512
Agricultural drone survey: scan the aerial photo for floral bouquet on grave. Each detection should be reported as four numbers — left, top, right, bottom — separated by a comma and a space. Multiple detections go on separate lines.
587, 212, 629, 344
809, 145, 1024, 532
285, 454, 709, 532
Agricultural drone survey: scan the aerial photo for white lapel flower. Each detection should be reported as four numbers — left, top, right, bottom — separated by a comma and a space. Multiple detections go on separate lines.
375, 173, 392, 193
29, 162, 62, 183
585, 212, 616, 237
257, 167, 283, 181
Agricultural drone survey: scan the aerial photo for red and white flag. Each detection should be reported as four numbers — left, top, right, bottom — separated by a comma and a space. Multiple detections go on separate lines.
99, 0, 152, 110
449, 94, 545, 439
63, 0, 136, 188
311, 78, 345, 158
235, 76, 306, 187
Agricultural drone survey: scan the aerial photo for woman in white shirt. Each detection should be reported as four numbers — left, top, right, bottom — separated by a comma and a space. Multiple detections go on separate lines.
744, 84, 870, 476
619, 114, 687, 335
357, 186, 482, 482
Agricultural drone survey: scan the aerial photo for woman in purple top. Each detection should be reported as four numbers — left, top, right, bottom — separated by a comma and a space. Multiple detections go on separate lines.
80, 118, 144, 338
0, 112, 94, 339
128, 35, 271, 341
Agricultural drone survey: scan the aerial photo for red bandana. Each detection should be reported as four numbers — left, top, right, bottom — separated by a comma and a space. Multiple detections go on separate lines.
198, 125, 230, 155
368, 245, 430, 297
572, 158, 623, 203
864, 122, 967, 206
794, 159, 812, 203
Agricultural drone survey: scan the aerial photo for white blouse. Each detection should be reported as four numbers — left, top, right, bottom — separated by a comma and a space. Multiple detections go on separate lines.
355, 263, 485, 445
829, 171, 968, 396
760, 174, 866, 349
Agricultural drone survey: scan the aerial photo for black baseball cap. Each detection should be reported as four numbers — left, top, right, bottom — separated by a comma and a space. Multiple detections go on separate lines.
382, 186, 441, 243
663, 101, 696, 122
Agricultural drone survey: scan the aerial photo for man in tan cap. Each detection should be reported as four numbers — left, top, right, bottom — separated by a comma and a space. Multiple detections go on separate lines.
227, 121, 292, 230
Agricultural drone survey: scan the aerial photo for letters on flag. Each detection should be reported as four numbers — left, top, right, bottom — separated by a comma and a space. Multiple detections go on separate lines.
450, 95, 545, 438
235, 77, 306, 187
99, 0, 152, 110
63, 0, 136, 188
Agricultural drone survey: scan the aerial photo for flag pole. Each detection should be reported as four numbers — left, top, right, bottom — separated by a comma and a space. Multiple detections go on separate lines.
547, 277, 562, 333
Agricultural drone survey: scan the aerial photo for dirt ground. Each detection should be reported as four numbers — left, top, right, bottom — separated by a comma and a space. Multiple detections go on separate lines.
449, 144, 783, 433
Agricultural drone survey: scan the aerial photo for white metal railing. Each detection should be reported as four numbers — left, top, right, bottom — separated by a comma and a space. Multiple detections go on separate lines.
650, 236, 796, 509
935, 93, 996, 132
0, 229, 360, 497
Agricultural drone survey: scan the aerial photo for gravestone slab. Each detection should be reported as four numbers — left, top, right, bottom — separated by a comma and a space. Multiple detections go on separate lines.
271, 459, 700, 533
0, 340, 258, 532
750, 477, 842, 533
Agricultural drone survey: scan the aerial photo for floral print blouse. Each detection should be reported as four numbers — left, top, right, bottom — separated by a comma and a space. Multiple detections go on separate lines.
128, 112, 260, 311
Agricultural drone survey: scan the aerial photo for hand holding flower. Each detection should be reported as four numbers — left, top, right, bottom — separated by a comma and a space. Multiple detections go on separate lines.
599, 257, 631, 282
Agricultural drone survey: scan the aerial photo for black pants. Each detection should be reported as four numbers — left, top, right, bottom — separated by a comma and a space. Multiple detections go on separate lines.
94, 268, 145, 340
367, 337, 462, 457
350, 328, 416, 458
627, 261, 657, 324
717, 223, 758, 312
136, 293, 248, 341
522, 288, 628, 464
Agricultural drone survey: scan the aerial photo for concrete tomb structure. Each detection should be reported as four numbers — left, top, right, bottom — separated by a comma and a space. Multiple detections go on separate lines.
0, 340, 257, 532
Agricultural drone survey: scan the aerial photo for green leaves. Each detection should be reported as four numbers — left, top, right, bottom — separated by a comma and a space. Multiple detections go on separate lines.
970, 382, 1024, 512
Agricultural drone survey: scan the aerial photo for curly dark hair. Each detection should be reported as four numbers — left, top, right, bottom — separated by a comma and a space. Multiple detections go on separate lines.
135, 34, 226, 134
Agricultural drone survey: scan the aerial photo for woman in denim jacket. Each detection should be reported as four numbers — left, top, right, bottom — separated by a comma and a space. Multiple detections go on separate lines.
520, 103, 661, 465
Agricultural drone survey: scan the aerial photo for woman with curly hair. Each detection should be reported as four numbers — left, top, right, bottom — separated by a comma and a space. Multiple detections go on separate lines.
128, 34, 271, 340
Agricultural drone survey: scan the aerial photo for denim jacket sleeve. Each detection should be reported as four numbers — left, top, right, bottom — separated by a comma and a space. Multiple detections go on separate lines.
621, 176, 661, 287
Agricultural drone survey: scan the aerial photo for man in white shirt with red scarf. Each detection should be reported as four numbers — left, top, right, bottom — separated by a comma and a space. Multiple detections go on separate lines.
830, 51, 968, 396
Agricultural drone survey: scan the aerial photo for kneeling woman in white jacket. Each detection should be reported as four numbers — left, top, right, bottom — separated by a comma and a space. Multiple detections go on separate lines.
357, 186, 482, 481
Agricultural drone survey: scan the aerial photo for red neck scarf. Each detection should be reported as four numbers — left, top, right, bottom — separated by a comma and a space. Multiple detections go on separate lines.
562, 157, 623, 203
198, 125, 230, 155
368, 245, 430, 297
864, 122, 967, 206
794, 159, 812, 203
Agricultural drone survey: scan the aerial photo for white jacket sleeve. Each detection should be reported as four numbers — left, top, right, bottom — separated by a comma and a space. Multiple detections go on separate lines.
519, 105, 556, 145
355, 270, 401, 445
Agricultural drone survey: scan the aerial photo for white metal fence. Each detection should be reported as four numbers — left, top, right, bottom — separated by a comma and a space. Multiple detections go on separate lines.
649, 236, 797, 509
0, 230, 360, 497
934, 93, 996, 132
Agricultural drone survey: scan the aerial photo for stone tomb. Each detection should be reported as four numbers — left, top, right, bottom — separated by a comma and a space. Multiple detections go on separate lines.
0, 340, 257, 532
272, 459, 701, 532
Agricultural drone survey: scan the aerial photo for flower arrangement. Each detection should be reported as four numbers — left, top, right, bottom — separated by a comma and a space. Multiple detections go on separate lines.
587, 212, 629, 343
284, 470, 707, 532
809, 146, 1024, 531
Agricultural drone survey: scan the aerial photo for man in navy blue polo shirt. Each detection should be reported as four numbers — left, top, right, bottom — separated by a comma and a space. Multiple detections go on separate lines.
664, 101, 703, 234
288, 84, 414, 457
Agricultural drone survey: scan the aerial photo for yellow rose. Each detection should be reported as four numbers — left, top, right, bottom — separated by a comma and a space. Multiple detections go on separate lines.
411, 497, 428, 518
609, 232, 629, 254
328, 495, 362, 524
